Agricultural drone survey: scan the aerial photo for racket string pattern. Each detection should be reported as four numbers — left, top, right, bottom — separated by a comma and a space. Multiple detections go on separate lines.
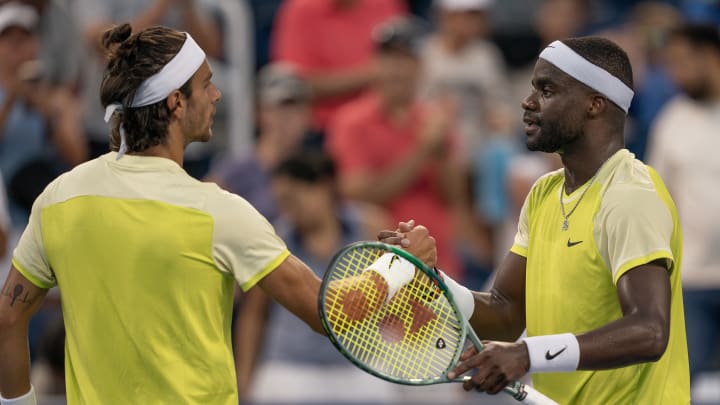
323, 245, 465, 383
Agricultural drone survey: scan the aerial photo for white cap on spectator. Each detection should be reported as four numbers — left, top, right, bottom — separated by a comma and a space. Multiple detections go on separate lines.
0, 2, 38, 35
436, 0, 493, 11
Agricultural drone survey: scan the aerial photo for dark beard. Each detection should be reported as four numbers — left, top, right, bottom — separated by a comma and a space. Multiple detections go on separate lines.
527, 119, 582, 153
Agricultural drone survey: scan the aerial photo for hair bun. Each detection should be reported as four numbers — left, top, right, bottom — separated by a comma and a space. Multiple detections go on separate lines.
101, 23, 132, 52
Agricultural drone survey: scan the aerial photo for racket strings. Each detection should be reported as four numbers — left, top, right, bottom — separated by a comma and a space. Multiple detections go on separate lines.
324, 246, 465, 381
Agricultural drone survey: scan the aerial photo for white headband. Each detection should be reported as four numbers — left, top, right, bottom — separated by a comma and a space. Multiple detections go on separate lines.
103, 32, 206, 158
539, 40, 634, 114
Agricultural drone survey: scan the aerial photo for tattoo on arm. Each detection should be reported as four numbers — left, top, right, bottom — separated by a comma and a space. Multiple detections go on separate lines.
1, 284, 35, 307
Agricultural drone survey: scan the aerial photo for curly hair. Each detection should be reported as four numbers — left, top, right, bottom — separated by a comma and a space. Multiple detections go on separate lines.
100, 24, 193, 153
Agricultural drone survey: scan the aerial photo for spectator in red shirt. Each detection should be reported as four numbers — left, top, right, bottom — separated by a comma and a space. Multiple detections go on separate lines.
328, 17, 475, 279
272, 0, 405, 132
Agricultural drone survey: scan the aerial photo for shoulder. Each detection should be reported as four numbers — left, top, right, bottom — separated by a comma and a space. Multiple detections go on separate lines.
601, 157, 670, 218
528, 168, 564, 201
32, 156, 108, 208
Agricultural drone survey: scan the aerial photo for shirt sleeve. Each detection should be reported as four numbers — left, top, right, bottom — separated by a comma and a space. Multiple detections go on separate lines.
12, 188, 55, 289
209, 189, 289, 291
596, 184, 675, 285
510, 192, 530, 258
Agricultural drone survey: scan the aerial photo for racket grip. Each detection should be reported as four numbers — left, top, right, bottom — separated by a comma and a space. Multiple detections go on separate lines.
518, 385, 558, 405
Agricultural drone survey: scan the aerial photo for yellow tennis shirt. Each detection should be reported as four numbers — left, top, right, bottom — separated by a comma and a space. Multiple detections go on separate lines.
12, 153, 290, 404
511, 149, 689, 404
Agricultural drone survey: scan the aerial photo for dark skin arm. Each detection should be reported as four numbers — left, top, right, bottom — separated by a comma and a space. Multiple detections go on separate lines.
450, 261, 671, 395
0, 266, 49, 398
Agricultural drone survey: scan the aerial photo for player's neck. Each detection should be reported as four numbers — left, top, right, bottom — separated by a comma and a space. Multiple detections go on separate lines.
132, 130, 186, 166
559, 137, 623, 193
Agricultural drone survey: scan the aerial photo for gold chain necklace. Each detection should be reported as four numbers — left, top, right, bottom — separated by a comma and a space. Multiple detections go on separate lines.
560, 175, 597, 231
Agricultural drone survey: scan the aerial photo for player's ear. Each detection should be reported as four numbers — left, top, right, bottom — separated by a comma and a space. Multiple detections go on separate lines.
587, 94, 606, 118
166, 89, 184, 117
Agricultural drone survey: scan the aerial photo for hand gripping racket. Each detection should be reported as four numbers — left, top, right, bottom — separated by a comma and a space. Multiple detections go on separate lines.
318, 241, 557, 405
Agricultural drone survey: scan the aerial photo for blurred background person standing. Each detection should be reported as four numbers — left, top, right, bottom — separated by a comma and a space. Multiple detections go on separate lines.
328, 17, 478, 281
272, 0, 405, 137
647, 23, 720, 400
420, 0, 516, 278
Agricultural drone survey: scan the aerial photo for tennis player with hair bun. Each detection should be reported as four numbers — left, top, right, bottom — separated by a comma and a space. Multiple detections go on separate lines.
0, 24, 436, 404
383, 36, 690, 404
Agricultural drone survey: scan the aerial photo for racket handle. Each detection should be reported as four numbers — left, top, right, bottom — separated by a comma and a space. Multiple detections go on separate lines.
515, 384, 558, 405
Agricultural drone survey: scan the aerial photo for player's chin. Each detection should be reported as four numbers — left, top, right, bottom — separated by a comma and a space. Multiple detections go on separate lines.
197, 129, 213, 142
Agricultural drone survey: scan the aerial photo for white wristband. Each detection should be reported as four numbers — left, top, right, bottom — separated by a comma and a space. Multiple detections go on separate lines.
522, 333, 580, 373
438, 270, 474, 320
1, 386, 37, 405
366, 253, 416, 301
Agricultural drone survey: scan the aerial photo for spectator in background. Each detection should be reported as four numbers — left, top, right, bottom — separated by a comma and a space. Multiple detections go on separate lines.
421, 0, 516, 275
206, 63, 313, 223
599, 2, 681, 160
422, 0, 513, 159
328, 18, 473, 280
20, 0, 83, 88
73, 0, 223, 172
241, 152, 390, 403
647, 23, 720, 385
0, 2, 86, 226
507, 0, 590, 103
272, 0, 405, 134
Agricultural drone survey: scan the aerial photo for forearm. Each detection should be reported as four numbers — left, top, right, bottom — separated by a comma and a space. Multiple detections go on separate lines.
469, 289, 525, 342
577, 313, 667, 370
306, 66, 373, 100
0, 324, 32, 399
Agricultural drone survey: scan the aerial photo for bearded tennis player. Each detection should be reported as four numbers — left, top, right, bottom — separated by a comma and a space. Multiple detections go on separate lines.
0, 24, 435, 405
383, 36, 690, 404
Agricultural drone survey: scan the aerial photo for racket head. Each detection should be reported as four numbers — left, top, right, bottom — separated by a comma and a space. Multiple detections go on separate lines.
318, 241, 469, 385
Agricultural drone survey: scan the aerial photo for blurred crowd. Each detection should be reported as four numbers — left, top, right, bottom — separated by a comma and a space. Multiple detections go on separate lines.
0, 0, 718, 404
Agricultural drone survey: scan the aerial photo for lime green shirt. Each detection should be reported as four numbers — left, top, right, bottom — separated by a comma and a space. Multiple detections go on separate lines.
13, 153, 289, 404
510, 149, 689, 404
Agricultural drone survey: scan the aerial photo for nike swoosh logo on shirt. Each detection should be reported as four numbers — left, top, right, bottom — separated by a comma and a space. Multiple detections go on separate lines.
545, 346, 567, 360
567, 238, 583, 247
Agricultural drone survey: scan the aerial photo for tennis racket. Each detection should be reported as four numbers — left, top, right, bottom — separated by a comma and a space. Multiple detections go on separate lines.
318, 241, 557, 405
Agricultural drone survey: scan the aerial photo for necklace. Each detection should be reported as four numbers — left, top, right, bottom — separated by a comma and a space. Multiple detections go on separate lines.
560, 175, 597, 231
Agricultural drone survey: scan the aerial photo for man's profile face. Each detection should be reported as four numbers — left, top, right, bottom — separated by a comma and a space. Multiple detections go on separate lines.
182, 60, 221, 144
521, 59, 587, 153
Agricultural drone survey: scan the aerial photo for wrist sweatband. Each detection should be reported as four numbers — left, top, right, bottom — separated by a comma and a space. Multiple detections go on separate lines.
0, 386, 37, 405
522, 333, 580, 373
438, 270, 474, 320
366, 253, 416, 301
